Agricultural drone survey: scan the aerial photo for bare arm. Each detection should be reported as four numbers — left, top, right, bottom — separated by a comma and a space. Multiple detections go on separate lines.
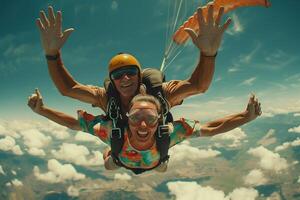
36, 6, 100, 106
200, 95, 262, 137
27, 89, 81, 131
46, 55, 101, 105
165, 5, 231, 105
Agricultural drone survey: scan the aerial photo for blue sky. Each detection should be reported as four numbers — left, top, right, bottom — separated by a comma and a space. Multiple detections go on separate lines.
0, 0, 299, 120
1, 1, 300, 199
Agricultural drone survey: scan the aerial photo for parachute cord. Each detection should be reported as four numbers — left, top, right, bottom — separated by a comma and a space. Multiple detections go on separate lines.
163, 44, 187, 72
171, 0, 184, 36
164, 0, 171, 58
161, 0, 195, 71
162, 0, 181, 72
161, 40, 176, 71
160, 56, 167, 72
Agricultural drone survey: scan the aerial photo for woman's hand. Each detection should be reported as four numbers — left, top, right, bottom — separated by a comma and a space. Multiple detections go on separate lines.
27, 88, 44, 114
245, 94, 262, 122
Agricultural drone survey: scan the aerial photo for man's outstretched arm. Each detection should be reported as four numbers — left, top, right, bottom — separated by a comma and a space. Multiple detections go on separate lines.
36, 6, 100, 106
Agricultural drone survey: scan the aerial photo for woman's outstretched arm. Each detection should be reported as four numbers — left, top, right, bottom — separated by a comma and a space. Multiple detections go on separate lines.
200, 94, 261, 137
27, 89, 81, 131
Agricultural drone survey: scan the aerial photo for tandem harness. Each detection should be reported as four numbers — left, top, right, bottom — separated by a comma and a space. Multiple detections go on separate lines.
104, 68, 173, 174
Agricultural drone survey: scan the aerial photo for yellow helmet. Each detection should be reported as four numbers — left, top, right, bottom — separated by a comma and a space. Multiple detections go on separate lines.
108, 53, 141, 73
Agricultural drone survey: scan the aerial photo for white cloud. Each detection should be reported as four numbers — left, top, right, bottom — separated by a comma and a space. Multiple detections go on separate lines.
33, 159, 85, 183
288, 125, 300, 133
0, 123, 20, 138
226, 13, 243, 35
167, 181, 258, 200
293, 161, 299, 165
0, 165, 5, 175
294, 113, 300, 117
228, 67, 239, 73
167, 181, 227, 200
275, 138, 300, 152
67, 185, 80, 197
74, 131, 103, 145
244, 169, 268, 186
4, 120, 41, 133
111, 1, 118, 10
262, 97, 300, 117
291, 138, 300, 146
11, 170, 17, 175
27, 147, 46, 157
20, 129, 51, 149
247, 146, 288, 172
172, 95, 247, 120
266, 192, 281, 200
114, 173, 132, 181
52, 143, 103, 166
257, 129, 276, 146
212, 128, 247, 148
169, 142, 220, 163
4, 44, 31, 58
214, 76, 222, 82
0, 36, 42, 74
274, 142, 290, 152
227, 187, 258, 200
263, 49, 298, 70
240, 44, 261, 65
226, 44, 260, 73
241, 77, 256, 86
11, 179, 23, 187
0, 136, 23, 155
41, 121, 70, 140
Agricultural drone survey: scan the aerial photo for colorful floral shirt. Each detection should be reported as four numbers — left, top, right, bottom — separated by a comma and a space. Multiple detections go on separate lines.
78, 110, 202, 169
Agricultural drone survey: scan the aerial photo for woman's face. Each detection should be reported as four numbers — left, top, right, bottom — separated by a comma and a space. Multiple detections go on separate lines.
127, 101, 160, 144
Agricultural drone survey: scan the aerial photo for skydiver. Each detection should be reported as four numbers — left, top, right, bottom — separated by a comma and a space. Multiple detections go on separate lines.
36, 4, 231, 121
28, 89, 261, 174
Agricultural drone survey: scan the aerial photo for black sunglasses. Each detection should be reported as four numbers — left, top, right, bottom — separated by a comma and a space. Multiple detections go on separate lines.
111, 67, 139, 80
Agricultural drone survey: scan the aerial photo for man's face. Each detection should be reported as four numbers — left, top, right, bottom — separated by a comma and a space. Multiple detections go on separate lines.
111, 67, 139, 98
127, 101, 159, 143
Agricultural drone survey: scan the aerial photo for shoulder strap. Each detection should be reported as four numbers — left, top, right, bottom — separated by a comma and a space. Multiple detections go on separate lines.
104, 78, 126, 163
104, 69, 173, 168
142, 68, 171, 119
142, 68, 172, 163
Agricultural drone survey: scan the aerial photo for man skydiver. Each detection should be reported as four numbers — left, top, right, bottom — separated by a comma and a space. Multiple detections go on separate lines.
36, 4, 231, 118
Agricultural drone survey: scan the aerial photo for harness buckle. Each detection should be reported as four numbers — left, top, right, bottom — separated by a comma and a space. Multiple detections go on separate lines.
111, 128, 122, 139
158, 125, 169, 138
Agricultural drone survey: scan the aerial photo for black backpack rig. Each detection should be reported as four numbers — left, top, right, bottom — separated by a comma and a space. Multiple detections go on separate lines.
104, 68, 173, 175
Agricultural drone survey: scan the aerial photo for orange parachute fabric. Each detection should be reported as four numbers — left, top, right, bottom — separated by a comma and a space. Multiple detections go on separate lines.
172, 0, 271, 44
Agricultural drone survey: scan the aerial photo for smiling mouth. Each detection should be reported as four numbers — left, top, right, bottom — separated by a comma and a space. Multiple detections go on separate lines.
120, 83, 133, 88
137, 131, 148, 138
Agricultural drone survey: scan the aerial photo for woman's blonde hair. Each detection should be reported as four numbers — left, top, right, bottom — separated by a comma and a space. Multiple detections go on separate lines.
129, 94, 162, 114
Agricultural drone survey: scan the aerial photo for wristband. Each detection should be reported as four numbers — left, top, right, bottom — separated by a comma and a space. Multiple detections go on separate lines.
201, 52, 218, 58
45, 53, 59, 61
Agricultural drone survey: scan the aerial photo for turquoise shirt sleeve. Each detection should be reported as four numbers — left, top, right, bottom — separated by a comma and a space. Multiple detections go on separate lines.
169, 118, 202, 147
77, 110, 112, 145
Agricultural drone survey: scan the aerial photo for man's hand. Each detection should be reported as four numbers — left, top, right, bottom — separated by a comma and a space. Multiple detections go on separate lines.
36, 6, 74, 55
245, 94, 262, 122
184, 4, 232, 56
27, 89, 44, 114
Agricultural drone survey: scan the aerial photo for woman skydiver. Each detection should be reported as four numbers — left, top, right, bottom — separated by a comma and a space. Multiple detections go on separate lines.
28, 88, 261, 174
